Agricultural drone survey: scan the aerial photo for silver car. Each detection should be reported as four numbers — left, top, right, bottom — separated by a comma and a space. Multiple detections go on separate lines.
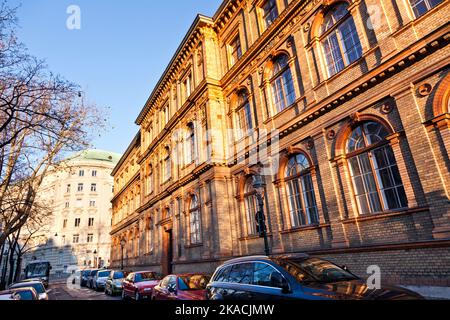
93, 270, 111, 291
9, 280, 49, 300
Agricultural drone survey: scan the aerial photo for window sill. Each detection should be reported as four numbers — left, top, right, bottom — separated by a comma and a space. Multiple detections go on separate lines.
263, 95, 306, 125
184, 243, 203, 249
340, 207, 429, 224
239, 233, 273, 241
280, 223, 330, 234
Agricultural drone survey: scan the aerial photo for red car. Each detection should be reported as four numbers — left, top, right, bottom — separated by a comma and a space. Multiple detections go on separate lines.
152, 273, 210, 300
121, 271, 164, 300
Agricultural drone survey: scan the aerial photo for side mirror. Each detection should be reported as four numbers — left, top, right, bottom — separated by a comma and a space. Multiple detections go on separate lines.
270, 273, 290, 294
341, 265, 349, 272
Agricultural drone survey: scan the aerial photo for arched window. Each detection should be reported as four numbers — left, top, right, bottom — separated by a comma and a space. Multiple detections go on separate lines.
189, 195, 202, 245
186, 123, 196, 164
146, 164, 153, 195
409, 0, 443, 18
271, 54, 296, 113
236, 90, 254, 139
320, 3, 362, 77
346, 121, 408, 214
164, 147, 171, 182
244, 178, 258, 235
285, 154, 319, 227
146, 217, 153, 254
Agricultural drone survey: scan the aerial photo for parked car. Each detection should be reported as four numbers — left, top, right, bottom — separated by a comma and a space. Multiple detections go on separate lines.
9, 287, 40, 300
122, 271, 164, 300
105, 270, 130, 296
153, 274, 210, 300
87, 269, 99, 289
93, 270, 111, 291
0, 291, 21, 301
80, 269, 91, 287
9, 280, 49, 300
206, 254, 424, 300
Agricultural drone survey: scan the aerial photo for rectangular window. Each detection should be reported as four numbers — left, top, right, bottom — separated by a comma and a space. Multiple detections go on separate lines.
75, 218, 81, 227
73, 234, 79, 244
229, 34, 242, 67
410, 0, 443, 18
87, 234, 94, 243
65, 202, 70, 209
182, 74, 192, 103
89, 200, 96, 207
162, 103, 170, 126
77, 183, 84, 192
92, 170, 97, 177
66, 184, 71, 193
63, 219, 67, 228
147, 172, 153, 195
262, 0, 278, 29
91, 183, 97, 192
79, 170, 84, 177
89, 217, 95, 227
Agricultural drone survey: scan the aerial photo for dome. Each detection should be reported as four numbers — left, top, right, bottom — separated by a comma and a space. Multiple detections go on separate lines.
67, 149, 122, 164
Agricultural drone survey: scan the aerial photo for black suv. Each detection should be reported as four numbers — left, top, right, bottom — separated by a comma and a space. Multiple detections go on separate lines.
206, 254, 424, 300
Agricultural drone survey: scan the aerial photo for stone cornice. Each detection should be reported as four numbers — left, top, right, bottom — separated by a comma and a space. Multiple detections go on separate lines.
111, 131, 141, 177
135, 15, 214, 125
137, 79, 220, 165
111, 171, 140, 204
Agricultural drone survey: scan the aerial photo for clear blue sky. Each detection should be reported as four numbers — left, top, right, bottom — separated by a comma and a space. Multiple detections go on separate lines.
10, 0, 222, 155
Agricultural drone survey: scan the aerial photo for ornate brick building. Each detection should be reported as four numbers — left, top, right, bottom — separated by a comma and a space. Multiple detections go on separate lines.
111, 0, 450, 285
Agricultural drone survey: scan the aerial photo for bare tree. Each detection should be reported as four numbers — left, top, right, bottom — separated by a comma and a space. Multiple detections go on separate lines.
0, 2, 106, 247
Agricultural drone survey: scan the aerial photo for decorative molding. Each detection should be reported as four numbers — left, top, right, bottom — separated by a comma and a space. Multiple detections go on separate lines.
417, 83, 433, 97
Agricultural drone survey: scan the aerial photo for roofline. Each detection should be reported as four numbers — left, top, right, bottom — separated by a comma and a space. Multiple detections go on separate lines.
212, 0, 233, 20
111, 131, 141, 176
135, 14, 214, 125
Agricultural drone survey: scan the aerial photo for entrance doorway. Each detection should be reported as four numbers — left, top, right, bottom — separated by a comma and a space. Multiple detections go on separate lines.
162, 229, 173, 275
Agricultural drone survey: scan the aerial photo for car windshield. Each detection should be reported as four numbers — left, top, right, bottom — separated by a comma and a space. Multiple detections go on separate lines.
98, 271, 110, 278
11, 283, 45, 294
178, 275, 210, 291
16, 291, 34, 300
90, 270, 98, 276
134, 272, 158, 283
277, 258, 359, 284
113, 272, 126, 279
82, 270, 91, 276
26, 263, 49, 278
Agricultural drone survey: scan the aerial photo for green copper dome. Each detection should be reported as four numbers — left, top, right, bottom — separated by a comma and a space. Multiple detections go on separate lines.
68, 149, 121, 164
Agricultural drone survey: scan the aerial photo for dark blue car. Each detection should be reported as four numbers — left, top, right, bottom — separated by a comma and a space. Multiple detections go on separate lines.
206, 254, 424, 300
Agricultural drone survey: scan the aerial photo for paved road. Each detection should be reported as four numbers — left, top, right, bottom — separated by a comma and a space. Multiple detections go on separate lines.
48, 280, 121, 301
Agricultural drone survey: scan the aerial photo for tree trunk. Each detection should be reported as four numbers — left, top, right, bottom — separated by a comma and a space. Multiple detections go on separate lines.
0, 249, 9, 290
14, 255, 22, 282
7, 231, 20, 286
0, 243, 4, 272
7, 248, 15, 286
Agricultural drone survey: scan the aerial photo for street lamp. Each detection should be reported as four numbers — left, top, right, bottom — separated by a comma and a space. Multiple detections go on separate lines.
93, 250, 97, 268
120, 239, 126, 270
252, 166, 270, 256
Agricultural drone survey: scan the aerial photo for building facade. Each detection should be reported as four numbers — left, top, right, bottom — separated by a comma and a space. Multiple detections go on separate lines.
22, 150, 120, 275
111, 0, 450, 286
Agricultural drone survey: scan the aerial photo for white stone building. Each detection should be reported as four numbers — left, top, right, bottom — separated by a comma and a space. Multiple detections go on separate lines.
22, 150, 121, 275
